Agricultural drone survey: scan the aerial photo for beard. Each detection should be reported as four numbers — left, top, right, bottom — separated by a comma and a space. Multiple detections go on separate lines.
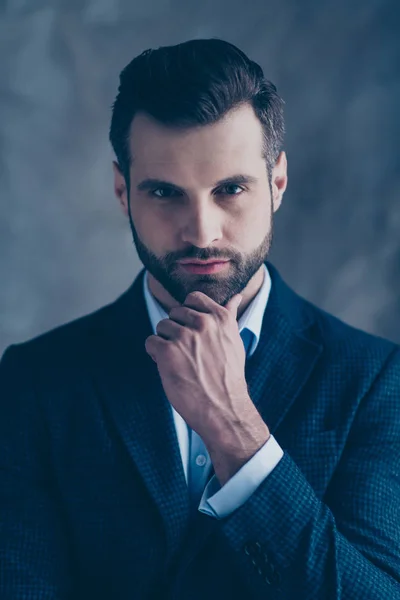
127, 205, 273, 307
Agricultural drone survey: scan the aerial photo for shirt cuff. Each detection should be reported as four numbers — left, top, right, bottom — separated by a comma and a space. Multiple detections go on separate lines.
198, 434, 284, 519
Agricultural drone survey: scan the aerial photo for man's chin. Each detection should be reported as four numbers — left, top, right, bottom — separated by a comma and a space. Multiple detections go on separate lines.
158, 278, 229, 305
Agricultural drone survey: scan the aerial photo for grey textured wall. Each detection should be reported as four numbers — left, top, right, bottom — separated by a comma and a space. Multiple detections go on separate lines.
1, 0, 399, 355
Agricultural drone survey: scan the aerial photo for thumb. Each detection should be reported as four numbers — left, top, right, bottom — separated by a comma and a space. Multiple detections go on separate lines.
225, 293, 243, 314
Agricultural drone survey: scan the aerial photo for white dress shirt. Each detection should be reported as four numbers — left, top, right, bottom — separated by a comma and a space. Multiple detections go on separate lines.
143, 264, 284, 519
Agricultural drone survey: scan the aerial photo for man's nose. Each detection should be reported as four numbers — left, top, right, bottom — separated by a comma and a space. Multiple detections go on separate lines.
180, 202, 223, 248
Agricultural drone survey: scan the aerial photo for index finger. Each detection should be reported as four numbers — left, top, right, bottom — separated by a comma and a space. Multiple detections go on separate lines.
183, 291, 221, 314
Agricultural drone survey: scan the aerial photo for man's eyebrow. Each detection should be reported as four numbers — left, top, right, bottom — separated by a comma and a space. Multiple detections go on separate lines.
136, 174, 259, 193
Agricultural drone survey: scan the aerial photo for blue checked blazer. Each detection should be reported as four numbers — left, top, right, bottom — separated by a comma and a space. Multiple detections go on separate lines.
1, 261, 400, 599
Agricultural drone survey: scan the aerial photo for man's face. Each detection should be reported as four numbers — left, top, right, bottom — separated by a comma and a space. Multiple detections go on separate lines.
114, 103, 287, 306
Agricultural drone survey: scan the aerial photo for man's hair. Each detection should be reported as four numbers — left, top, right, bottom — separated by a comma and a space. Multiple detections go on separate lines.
109, 38, 285, 183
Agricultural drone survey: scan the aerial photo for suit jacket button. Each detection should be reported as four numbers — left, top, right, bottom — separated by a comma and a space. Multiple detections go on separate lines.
264, 564, 282, 586
243, 541, 258, 556
243, 543, 252, 556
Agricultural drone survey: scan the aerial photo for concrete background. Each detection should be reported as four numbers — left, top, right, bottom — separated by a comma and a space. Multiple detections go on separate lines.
1, 0, 399, 355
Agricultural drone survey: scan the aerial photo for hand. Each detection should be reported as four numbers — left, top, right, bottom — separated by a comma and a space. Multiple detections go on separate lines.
145, 291, 270, 483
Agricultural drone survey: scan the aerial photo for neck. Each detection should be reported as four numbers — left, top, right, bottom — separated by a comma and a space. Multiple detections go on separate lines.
147, 265, 265, 319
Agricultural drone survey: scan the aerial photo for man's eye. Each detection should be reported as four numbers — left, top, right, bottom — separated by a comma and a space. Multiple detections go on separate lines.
151, 188, 180, 198
218, 184, 245, 196
150, 185, 244, 198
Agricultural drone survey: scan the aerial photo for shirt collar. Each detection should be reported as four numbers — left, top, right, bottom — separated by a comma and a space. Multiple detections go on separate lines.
143, 263, 271, 358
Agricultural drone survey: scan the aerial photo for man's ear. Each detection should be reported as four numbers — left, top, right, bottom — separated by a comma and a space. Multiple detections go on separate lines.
112, 161, 129, 217
271, 151, 288, 213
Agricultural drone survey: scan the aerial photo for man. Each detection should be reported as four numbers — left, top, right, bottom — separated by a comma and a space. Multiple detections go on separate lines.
1, 38, 400, 600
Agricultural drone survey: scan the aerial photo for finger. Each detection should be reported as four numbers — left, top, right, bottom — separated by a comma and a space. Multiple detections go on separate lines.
183, 291, 219, 314
168, 305, 205, 328
156, 318, 185, 340
145, 334, 168, 359
144, 336, 157, 361
225, 294, 243, 315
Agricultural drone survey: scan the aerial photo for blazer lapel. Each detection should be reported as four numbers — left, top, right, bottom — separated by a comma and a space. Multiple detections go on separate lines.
244, 262, 323, 436
89, 270, 191, 569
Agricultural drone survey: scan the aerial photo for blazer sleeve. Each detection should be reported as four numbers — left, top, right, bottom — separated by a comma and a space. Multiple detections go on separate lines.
0, 345, 75, 599
217, 347, 400, 599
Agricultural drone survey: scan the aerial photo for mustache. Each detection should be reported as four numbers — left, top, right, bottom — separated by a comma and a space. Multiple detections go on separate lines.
165, 248, 238, 263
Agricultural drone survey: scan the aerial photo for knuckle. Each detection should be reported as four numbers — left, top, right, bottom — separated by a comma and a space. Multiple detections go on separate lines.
145, 336, 155, 350
196, 314, 207, 329
219, 309, 230, 322
186, 291, 200, 303
174, 326, 185, 341
155, 319, 168, 334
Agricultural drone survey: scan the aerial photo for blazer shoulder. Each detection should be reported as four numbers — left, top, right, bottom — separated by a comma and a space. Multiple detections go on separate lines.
1, 289, 127, 369
300, 293, 399, 362
267, 262, 399, 362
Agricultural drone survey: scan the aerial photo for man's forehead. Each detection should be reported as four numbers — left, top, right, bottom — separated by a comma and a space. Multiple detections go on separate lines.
128, 106, 264, 163
128, 138, 264, 185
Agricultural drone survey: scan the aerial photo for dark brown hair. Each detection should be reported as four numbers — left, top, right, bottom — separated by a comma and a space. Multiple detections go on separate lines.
109, 38, 285, 183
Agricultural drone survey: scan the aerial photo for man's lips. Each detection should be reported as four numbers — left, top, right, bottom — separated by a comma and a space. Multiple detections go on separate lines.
177, 259, 230, 274
178, 259, 230, 264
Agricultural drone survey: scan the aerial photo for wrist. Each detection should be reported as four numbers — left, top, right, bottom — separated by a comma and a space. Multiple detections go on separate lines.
205, 415, 271, 486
